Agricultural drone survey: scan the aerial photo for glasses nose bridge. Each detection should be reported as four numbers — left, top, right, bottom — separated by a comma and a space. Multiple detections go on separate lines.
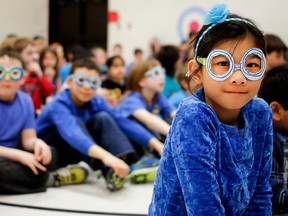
233, 63, 242, 72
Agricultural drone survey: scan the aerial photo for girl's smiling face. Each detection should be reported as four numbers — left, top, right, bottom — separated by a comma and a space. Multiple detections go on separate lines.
189, 36, 264, 123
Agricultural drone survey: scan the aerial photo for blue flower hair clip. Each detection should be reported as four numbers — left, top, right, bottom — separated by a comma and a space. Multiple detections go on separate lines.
194, 3, 255, 60
204, 3, 230, 25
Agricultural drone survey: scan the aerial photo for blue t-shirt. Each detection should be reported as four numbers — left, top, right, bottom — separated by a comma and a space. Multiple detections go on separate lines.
168, 89, 189, 108
149, 88, 273, 215
36, 89, 154, 155
162, 75, 181, 98
0, 91, 35, 148
59, 63, 71, 84
117, 92, 175, 119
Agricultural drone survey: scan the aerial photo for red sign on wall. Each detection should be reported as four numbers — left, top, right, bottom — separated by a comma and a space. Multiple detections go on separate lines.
108, 11, 119, 23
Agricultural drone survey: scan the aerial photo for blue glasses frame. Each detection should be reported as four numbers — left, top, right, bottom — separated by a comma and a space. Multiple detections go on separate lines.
0, 66, 24, 81
144, 66, 165, 79
71, 73, 102, 90
196, 48, 266, 81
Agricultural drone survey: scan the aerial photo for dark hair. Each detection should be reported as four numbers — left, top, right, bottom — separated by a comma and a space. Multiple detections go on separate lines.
0, 47, 25, 68
106, 55, 125, 68
190, 14, 266, 75
264, 34, 287, 54
134, 48, 143, 55
155, 45, 180, 77
70, 58, 100, 75
258, 65, 288, 110
39, 47, 58, 71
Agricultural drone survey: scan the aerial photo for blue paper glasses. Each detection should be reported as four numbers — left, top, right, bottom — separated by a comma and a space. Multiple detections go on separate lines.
196, 48, 266, 81
144, 66, 165, 79
71, 73, 102, 90
0, 66, 24, 81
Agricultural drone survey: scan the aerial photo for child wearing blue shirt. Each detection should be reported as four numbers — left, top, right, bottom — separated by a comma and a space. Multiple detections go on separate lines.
168, 61, 190, 108
37, 58, 162, 191
149, 4, 273, 215
0, 48, 87, 194
117, 59, 176, 155
258, 65, 288, 214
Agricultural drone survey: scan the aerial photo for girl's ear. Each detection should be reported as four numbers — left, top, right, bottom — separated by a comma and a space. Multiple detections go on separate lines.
270, 101, 282, 122
138, 77, 145, 88
188, 60, 202, 85
66, 75, 73, 89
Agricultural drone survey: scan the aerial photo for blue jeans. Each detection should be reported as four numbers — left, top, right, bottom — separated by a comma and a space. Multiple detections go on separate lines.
40, 111, 136, 169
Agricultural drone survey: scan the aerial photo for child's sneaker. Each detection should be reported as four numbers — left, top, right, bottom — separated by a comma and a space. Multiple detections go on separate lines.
52, 164, 89, 187
105, 168, 129, 191
104, 155, 159, 191
129, 155, 159, 184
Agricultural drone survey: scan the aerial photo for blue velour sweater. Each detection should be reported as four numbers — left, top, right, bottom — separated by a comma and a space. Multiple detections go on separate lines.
149, 89, 273, 216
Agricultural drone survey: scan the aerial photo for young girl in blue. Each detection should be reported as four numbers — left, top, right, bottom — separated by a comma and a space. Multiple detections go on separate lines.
117, 59, 176, 155
149, 3, 273, 215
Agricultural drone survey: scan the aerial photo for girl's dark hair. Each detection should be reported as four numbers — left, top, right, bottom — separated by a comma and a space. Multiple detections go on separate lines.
70, 57, 100, 75
192, 14, 266, 62
258, 65, 288, 110
106, 55, 125, 68
155, 45, 179, 77
0, 47, 25, 68
39, 47, 59, 71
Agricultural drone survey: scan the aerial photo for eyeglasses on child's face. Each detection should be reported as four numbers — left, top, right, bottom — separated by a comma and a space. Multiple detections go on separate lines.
196, 48, 266, 81
71, 72, 102, 90
144, 66, 166, 79
0, 66, 24, 81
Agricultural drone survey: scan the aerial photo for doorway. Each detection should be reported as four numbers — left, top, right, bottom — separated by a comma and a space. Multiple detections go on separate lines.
49, 0, 108, 50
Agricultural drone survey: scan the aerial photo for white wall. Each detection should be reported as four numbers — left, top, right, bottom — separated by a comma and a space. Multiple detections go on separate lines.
0, 0, 287, 64
108, 0, 288, 63
0, 0, 49, 41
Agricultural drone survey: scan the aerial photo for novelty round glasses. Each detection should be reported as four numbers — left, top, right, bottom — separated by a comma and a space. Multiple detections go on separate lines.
0, 66, 24, 81
71, 73, 102, 90
196, 48, 266, 81
144, 66, 165, 79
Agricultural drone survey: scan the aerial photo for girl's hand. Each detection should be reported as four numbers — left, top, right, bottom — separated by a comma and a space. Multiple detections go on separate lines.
102, 155, 130, 178
34, 139, 52, 165
27, 62, 43, 78
17, 150, 47, 175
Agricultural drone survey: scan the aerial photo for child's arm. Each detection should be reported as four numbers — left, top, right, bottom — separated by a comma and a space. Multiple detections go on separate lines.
0, 146, 47, 175
245, 115, 273, 215
27, 62, 54, 97
133, 109, 170, 136
21, 128, 52, 166
170, 105, 225, 215
88, 145, 130, 178
148, 137, 164, 156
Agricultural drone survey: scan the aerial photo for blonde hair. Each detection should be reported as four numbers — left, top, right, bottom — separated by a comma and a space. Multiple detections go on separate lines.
13, 37, 34, 53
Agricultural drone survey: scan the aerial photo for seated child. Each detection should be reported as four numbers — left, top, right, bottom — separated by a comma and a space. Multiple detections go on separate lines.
258, 65, 288, 214
0, 48, 87, 194
264, 34, 287, 71
168, 61, 190, 108
117, 59, 176, 144
101, 55, 126, 107
13, 37, 54, 114
36, 58, 163, 191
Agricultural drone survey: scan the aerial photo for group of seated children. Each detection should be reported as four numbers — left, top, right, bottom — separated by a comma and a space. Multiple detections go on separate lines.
0, 47, 174, 194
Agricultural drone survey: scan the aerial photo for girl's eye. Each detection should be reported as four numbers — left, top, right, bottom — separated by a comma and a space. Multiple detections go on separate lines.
78, 77, 85, 83
218, 61, 229, 66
